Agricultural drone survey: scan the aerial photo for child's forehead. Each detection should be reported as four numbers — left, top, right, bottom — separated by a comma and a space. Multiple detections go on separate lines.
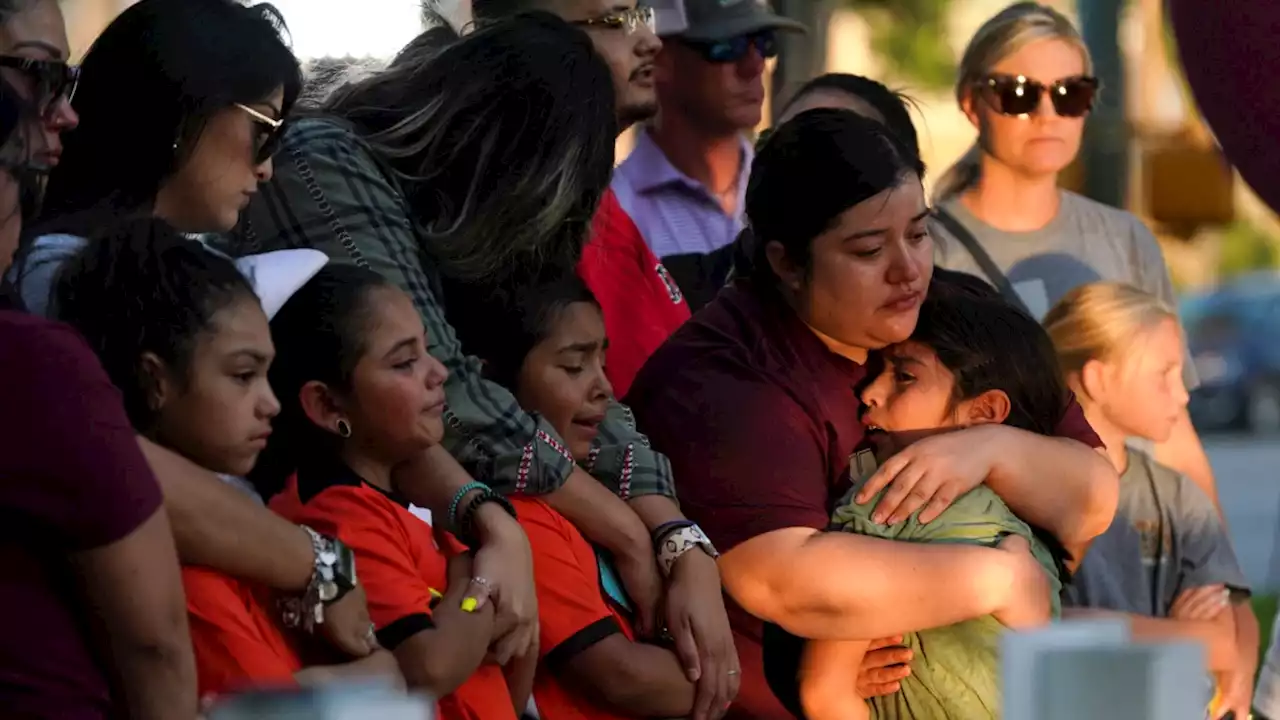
883, 340, 938, 365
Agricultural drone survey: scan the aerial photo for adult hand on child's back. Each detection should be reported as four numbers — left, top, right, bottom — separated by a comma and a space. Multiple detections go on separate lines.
323, 584, 378, 657
991, 535, 1052, 630
1170, 584, 1230, 621
858, 426, 999, 525
856, 636, 912, 697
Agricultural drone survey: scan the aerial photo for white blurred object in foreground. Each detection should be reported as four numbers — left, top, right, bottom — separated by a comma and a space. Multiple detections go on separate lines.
207, 679, 433, 719
1003, 618, 1206, 720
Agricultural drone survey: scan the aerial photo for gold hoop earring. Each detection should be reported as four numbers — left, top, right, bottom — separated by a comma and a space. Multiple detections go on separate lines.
336, 419, 352, 438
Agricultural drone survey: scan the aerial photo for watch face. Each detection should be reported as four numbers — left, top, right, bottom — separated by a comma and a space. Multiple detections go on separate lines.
318, 580, 338, 603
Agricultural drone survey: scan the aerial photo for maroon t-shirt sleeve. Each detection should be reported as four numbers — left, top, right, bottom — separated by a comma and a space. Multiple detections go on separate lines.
0, 315, 163, 550
1053, 392, 1103, 449
633, 372, 831, 553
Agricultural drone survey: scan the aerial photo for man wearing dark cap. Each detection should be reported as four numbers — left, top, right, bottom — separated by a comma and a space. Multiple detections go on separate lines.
612, 0, 805, 312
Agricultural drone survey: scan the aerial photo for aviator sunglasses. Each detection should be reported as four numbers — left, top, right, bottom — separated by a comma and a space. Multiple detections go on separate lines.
977, 73, 1099, 118
0, 55, 79, 121
235, 103, 286, 165
684, 28, 778, 64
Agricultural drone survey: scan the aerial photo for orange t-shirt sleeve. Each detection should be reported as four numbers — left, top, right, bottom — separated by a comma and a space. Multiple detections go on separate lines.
183, 566, 300, 696
285, 487, 437, 650
511, 498, 622, 671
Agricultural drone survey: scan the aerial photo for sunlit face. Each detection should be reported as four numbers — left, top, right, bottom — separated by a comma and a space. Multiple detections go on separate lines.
965, 38, 1088, 180
154, 87, 283, 233
656, 35, 768, 134
0, 0, 77, 170
340, 287, 449, 464
150, 295, 280, 476
1092, 318, 1189, 443
769, 175, 933, 361
515, 301, 612, 460
567, 0, 661, 129
861, 341, 957, 435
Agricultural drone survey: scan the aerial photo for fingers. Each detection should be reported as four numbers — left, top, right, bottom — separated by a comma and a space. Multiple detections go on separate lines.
858, 454, 905, 504
915, 490, 956, 525
865, 635, 905, 652
997, 534, 1031, 554
865, 645, 913, 669
860, 680, 905, 697
872, 463, 929, 525
1172, 585, 1228, 621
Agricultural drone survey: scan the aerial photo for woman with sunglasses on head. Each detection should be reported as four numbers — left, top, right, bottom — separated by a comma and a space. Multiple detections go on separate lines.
10, 0, 297, 316
931, 5, 1256, 708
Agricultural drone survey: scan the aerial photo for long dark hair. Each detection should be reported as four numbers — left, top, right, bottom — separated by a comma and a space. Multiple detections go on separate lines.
746, 109, 925, 286
250, 265, 390, 500
38, 0, 302, 228
52, 218, 256, 430
321, 11, 617, 284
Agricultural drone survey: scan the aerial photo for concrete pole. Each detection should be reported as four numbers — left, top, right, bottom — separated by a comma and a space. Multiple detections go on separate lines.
770, 0, 834, 123
1077, 0, 1129, 208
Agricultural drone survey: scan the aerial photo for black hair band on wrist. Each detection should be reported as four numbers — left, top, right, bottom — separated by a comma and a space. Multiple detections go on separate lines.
651, 520, 695, 552
457, 489, 518, 549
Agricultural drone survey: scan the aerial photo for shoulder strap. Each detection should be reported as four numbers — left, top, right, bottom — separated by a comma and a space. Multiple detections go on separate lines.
933, 205, 1031, 316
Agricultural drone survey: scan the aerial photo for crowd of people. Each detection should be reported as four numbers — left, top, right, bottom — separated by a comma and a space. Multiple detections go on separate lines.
0, 0, 1266, 718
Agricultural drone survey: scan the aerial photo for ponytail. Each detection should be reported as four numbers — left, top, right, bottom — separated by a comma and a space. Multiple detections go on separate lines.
932, 142, 982, 203
53, 217, 255, 429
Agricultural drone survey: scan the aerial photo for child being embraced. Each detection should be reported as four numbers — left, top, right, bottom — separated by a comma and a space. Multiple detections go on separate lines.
253, 265, 533, 720
1044, 282, 1253, 717
52, 218, 401, 700
448, 273, 700, 719
796, 277, 1070, 720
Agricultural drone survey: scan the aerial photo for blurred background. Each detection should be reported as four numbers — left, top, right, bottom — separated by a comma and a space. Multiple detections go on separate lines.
60, 0, 1280, 648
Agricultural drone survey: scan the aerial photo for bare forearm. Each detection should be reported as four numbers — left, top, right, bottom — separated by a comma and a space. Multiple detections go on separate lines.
546, 467, 650, 557
720, 528, 1022, 639
1064, 608, 1237, 670
579, 642, 695, 716
505, 650, 537, 714
140, 438, 313, 591
1235, 603, 1260, 673
987, 430, 1118, 550
1154, 410, 1222, 516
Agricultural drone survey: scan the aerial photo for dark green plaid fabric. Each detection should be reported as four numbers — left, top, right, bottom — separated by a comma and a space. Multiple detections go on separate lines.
230, 117, 675, 499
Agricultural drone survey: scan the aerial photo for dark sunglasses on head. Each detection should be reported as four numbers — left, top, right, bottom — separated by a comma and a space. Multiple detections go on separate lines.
0, 55, 78, 120
977, 73, 1099, 118
235, 103, 285, 165
685, 29, 778, 64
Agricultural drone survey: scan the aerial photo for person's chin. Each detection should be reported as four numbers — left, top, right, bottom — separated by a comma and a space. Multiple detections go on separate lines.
620, 97, 659, 130
422, 417, 446, 447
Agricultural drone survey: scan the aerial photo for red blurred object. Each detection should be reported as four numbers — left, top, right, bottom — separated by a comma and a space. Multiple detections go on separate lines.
1168, 0, 1280, 214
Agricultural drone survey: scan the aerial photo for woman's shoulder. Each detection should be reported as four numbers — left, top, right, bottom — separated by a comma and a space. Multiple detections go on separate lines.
1060, 191, 1158, 243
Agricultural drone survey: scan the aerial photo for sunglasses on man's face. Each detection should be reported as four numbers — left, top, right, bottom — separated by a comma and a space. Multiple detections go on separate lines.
685, 29, 778, 64
977, 74, 1099, 118
0, 55, 78, 121
235, 103, 285, 165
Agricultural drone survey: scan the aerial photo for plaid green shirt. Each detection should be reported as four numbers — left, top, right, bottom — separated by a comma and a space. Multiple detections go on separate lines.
232, 117, 675, 500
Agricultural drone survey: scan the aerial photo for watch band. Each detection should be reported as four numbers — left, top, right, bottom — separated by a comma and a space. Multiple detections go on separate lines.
280, 526, 358, 633
657, 524, 719, 577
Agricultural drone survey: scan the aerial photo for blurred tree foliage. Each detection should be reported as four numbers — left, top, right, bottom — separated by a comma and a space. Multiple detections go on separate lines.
1218, 219, 1280, 280
846, 0, 955, 90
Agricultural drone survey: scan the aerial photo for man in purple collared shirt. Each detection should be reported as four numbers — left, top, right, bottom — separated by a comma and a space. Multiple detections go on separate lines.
612, 0, 804, 310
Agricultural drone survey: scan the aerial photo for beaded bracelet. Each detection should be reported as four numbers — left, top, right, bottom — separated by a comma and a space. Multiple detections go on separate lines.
448, 481, 489, 533
458, 489, 518, 548
651, 520, 695, 552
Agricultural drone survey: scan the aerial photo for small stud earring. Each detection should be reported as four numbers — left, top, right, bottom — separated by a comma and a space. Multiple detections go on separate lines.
336, 419, 352, 438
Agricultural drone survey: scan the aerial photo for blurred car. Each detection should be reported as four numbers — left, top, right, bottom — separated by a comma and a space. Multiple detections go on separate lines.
1185, 273, 1280, 434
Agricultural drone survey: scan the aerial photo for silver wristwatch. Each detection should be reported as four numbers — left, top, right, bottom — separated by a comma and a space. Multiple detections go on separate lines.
280, 526, 358, 632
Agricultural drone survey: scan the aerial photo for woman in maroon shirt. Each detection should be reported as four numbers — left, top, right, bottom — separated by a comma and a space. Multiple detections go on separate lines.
626, 110, 1120, 719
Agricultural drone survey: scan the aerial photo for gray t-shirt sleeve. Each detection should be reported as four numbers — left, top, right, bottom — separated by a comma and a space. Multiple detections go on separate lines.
1128, 219, 1200, 390
6, 234, 88, 318
1173, 472, 1250, 597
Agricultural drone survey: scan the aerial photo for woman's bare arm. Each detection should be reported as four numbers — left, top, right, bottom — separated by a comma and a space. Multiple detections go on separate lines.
139, 438, 313, 591
984, 429, 1119, 556
720, 528, 1045, 640
73, 508, 197, 720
